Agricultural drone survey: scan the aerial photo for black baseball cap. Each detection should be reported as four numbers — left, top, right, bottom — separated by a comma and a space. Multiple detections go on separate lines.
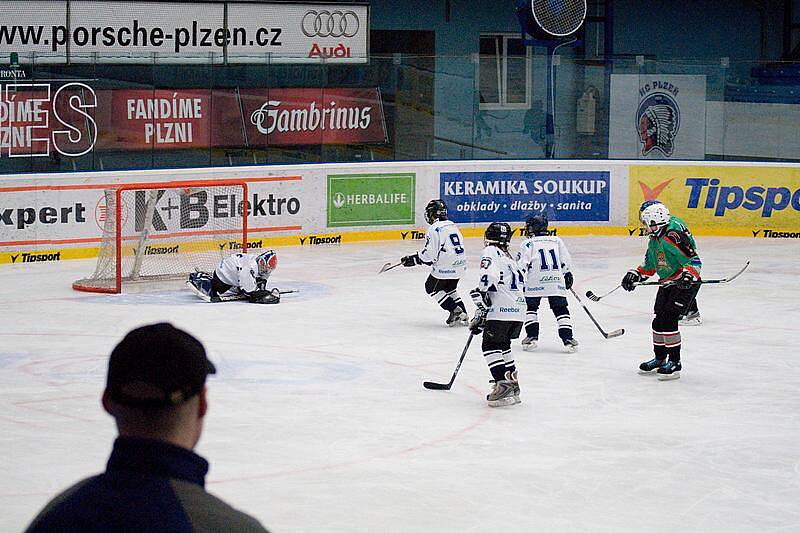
106, 323, 216, 408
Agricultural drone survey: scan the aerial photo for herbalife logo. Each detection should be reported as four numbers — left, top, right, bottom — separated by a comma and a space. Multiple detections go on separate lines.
333, 192, 346, 209
327, 173, 416, 227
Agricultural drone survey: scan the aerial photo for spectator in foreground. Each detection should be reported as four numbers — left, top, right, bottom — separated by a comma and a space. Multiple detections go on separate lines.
26, 322, 269, 533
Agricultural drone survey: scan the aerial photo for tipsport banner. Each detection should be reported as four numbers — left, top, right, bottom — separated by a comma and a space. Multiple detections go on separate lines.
629, 165, 800, 232
440, 171, 610, 224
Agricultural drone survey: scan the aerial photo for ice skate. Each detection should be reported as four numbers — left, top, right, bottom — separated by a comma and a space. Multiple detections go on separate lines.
446, 307, 469, 327
657, 360, 681, 380
563, 338, 579, 353
679, 311, 702, 326
487, 371, 521, 407
508, 370, 520, 403
521, 337, 538, 351
638, 357, 664, 375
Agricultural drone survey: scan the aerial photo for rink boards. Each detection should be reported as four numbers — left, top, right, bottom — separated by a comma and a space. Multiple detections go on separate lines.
1, 159, 799, 265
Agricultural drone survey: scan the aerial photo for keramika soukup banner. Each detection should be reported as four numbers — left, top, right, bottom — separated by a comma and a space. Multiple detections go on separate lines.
629, 165, 800, 233
93, 87, 387, 150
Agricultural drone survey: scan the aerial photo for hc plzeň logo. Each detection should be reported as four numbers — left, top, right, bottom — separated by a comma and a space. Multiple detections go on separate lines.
636, 92, 680, 157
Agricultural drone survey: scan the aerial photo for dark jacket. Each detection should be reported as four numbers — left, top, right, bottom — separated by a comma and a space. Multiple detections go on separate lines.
26, 436, 268, 533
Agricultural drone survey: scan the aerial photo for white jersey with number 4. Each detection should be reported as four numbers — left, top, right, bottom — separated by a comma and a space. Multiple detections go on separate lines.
517, 236, 573, 297
478, 245, 526, 322
418, 220, 468, 279
215, 252, 269, 294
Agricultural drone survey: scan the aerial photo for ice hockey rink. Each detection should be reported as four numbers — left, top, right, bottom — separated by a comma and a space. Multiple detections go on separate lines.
2, 235, 799, 532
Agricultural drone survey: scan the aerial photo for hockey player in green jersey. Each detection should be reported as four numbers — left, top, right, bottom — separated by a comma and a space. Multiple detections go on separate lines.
621, 201, 702, 380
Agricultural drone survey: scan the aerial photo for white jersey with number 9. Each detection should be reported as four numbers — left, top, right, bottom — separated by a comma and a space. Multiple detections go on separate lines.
418, 220, 468, 279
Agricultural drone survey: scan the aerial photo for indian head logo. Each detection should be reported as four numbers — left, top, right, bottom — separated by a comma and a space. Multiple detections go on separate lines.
636, 92, 680, 157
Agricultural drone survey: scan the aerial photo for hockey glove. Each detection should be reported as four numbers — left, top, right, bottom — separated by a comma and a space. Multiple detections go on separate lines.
564, 271, 574, 290
469, 288, 491, 311
249, 287, 281, 304
401, 254, 420, 267
469, 308, 487, 334
621, 270, 642, 292
676, 270, 696, 290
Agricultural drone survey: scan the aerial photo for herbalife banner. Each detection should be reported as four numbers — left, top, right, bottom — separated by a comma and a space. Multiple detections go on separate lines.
609, 75, 706, 160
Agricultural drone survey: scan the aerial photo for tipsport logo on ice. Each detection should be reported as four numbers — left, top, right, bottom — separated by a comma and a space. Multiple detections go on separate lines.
629, 166, 800, 229
440, 171, 610, 224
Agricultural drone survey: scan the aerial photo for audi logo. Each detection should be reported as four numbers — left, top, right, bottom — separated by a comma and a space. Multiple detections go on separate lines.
301, 10, 360, 38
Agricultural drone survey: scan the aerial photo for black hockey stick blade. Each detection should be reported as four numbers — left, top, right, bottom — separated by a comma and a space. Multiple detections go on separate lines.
423, 381, 452, 390
423, 332, 475, 391
278, 289, 299, 294
586, 284, 621, 302
379, 262, 402, 274
569, 288, 625, 340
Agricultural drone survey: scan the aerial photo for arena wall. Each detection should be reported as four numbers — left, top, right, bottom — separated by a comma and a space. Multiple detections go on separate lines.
1, 159, 798, 265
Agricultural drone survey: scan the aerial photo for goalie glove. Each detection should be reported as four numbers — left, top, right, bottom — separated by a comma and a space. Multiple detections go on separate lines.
248, 287, 281, 304
469, 288, 491, 311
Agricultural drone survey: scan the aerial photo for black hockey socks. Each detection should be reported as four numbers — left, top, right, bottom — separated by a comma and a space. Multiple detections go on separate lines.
503, 349, 516, 376
484, 350, 507, 382
552, 304, 574, 342
652, 314, 680, 362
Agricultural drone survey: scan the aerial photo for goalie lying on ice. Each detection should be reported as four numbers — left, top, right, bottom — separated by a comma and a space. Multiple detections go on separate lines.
187, 250, 280, 304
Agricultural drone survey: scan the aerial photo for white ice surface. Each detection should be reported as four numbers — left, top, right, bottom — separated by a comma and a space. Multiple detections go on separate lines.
1, 236, 799, 532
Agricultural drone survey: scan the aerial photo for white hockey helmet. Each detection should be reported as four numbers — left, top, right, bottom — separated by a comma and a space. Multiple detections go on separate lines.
640, 202, 670, 234
256, 250, 278, 278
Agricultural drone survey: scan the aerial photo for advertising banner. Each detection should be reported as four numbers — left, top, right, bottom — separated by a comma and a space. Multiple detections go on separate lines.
0, 1, 368, 64
0, 176, 307, 246
1, 83, 96, 158
440, 171, 610, 224
609, 75, 706, 159
238, 88, 387, 147
94, 87, 387, 150
326, 173, 415, 227
95, 89, 213, 150
629, 165, 800, 232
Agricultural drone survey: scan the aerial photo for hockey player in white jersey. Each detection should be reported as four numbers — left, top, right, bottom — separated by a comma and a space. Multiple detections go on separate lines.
516, 215, 578, 352
469, 222, 526, 407
400, 199, 469, 326
187, 250, 280, 303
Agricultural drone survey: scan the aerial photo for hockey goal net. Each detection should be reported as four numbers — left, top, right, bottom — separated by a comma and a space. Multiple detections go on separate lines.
73, 180, 248, 293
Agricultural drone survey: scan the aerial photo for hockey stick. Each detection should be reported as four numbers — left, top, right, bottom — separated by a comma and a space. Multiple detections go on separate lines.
423, 332, 476, 390
379, 262, 402, 274
634, 261, 750, 287
569, 288, 625, 339
189, 284, 299, 303
585, 284, 621, 302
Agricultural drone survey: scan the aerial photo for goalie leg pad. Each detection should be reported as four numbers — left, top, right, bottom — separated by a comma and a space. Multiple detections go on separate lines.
187, 272, 214, 301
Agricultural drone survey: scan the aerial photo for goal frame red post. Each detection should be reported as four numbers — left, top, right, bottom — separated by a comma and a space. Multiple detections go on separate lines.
72, 179, 249, 294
